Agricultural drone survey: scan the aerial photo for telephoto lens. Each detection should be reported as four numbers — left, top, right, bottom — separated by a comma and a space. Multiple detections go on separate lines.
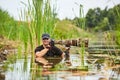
54, 38, 89, 47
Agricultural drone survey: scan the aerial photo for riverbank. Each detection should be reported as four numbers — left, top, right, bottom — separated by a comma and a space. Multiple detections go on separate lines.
0, 36, 18, 62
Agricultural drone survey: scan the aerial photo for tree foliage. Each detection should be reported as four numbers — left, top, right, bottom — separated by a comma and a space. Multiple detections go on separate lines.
72, 4, 120, 32
85, 4, 120, 31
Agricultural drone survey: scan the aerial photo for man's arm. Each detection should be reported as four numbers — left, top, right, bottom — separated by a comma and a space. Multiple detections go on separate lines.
35, 48, 49, 57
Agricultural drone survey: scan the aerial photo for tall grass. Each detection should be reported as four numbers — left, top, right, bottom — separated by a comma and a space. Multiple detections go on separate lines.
102, 3, 120, 78
79, 4, 85, 30
78, 4, 86, 67
115, 5, 120, 46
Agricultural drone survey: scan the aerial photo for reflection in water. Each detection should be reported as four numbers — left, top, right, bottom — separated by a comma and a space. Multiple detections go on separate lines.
2, 54, 120, 80
35, 57, 62, 68
5, 58, 31, 80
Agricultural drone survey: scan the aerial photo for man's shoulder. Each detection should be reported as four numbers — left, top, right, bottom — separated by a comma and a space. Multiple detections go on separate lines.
36, 45, 43, 48
35, 45, 44, 53
35, 45, 44, 50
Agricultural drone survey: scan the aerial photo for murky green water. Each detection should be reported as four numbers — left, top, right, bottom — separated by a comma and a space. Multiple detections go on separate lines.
1, 54, 120, 80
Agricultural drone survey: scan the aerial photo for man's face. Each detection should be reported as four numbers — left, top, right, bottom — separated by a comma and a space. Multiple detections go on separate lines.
42, 38, 50, 45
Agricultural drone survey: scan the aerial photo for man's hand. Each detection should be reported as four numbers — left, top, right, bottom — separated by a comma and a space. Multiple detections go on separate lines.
45, 45, 51, 49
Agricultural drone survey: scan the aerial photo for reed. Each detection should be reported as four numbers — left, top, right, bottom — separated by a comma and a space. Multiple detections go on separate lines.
115, 5, 120, 46
79, 4, 85, 30
102, 3, 120, 78
77, 4, 86, 67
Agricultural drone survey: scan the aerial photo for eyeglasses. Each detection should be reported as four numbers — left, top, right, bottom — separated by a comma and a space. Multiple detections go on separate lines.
42, 38, 49, 40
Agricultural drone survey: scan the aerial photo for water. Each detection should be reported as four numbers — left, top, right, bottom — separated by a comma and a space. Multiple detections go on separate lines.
5, 58, 31, 80
2, 54, 120, 80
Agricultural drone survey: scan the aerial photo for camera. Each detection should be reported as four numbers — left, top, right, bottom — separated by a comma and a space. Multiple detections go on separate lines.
49, 39, 55, 47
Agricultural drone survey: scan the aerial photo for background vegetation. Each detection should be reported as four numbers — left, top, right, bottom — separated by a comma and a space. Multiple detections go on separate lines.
71, 4, 120, 32
0, 2, 120, 52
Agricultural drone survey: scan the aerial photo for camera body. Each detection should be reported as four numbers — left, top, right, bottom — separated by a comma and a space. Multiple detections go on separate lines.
49, 39, 55, 47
